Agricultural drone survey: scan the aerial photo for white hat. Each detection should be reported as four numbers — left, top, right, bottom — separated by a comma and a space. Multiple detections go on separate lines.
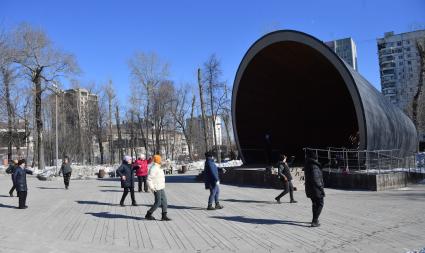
123, 155, 132, 163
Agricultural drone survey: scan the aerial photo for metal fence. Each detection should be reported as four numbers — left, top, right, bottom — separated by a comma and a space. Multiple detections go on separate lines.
304, 147, 424, 174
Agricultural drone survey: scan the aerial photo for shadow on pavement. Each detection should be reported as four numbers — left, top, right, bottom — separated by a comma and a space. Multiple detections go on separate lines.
222, 198, 275, 204
0, 194, 11, 198
37, 187, 64, 190
211, 216, 311, 227
0, 203, 16, 209
138, 203, 204, 210
86, 212, 142, 220
100, 189, 122, 192
165, 175, 198, 183
76, 200, 117, 206
98, 185, 120, 188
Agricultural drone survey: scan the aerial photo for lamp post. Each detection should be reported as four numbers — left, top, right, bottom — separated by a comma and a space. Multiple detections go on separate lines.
49, 82, 60, 175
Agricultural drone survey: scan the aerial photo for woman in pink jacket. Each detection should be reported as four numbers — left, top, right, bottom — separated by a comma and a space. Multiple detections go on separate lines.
134, 154, 149, 192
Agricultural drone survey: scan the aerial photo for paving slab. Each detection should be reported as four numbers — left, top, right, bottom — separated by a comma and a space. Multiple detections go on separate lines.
0, 172, 424, 253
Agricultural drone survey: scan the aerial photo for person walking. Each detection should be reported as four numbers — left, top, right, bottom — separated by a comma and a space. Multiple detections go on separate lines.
12, 159, 33, 209
145, 155, 171, 221
204, 152, 224, 210
304, 149, 325, 227
134, 154, 149, 192
59, 156, 72, 190
275, 154, 297, 204
117, 156, 137, 207
6, 159, 18, 197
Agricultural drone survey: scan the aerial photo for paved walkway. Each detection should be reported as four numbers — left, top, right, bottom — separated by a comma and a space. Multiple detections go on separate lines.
0, 172, 424, 253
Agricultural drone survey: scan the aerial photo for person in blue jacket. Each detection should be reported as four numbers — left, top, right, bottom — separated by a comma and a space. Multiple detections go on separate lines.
204, 152, 223, 210
12, 159, 33, 209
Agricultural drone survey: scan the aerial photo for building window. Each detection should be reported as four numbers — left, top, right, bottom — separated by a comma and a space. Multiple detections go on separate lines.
397, 41, 402, 46
408, 61, 411, 65
399, 55, 403, 59
399, 62, 404, 66
406, 47, 411, 51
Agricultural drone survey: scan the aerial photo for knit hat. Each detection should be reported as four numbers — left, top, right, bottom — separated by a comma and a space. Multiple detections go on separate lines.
123, 155, 132, 163
138, 154, 146, 160
153, 155, 161, 164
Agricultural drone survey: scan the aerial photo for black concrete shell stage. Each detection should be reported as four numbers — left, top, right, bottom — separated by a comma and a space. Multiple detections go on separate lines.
232, 30, 417, 165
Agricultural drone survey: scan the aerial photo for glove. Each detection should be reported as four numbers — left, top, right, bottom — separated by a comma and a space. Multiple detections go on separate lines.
122, 176, 126, 181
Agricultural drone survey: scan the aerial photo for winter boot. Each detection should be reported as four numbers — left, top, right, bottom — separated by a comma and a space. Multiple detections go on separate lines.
161, 212, 171, 221
274, 197, 281, 204
145, 211, 156, 220
290, 199, 298, 203
132, 202, 138, 206
311, 220, 321, 227
215, 202, 224, 209
207, 204, 215, 210
9, 191, 13, 197
120, 201, 125, 207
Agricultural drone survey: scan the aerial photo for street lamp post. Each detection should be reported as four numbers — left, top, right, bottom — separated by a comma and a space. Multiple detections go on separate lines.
50, 82, 60, 175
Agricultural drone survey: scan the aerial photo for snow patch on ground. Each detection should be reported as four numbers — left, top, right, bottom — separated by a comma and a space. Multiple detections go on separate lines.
406, 248, 425, 253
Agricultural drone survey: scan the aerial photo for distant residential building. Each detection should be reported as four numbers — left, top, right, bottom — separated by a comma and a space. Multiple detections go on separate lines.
325, 37, 358, 71
186, 115, 223, 156
377, 30, 425, 110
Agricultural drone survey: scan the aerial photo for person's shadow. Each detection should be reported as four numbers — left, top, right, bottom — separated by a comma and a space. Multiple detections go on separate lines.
76, 200, 117, 206
0, 203, 16, 209
138, 203, 204, 210
211, 216, 311, 227
86, 212, 142, 220
222, 198, 275, 204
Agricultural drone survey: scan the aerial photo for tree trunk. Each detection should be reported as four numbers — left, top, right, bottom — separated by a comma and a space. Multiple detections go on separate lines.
197, 68, 209, 153
137, 115, 148, 157
1, 67, 14, 161
115, 105, 123, 160
34, 68, 45, 170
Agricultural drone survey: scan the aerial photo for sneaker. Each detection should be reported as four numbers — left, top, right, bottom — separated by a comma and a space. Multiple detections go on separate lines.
290, 200, 298, 203
9, 192, 13, 197
207, 204, 215, 210
275, 197, 281, 204
132, 203, 138, 206
161, 213, 171, 221
120, 202, 125, 207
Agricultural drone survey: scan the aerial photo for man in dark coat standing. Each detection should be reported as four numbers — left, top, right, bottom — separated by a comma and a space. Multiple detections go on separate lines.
304, 149, 325, 227
116, 155, 137, 206
275, 154, 297, 204
6, 159, 18, 197
204, 152, 223, 210
59, 156, 72, 189
12, 159, 33, 209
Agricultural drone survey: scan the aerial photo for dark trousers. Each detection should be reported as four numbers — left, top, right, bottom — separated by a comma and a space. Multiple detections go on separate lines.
9, 185, 16, 195
148, 189, 168, 214
311, 197, 324, 222
64, 172, 71, 187
17, 191, 27, 208
208, 184, 220, 205
137, 176, 148, 192
120, 187, 136, 204
276, 180, 294, 201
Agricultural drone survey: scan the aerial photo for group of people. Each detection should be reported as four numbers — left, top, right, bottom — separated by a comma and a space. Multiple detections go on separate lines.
5, 156, 73, 209
3, 149, 324, 228
272, 150, 325, 227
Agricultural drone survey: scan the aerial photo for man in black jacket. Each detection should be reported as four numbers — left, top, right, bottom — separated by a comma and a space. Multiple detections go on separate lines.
59, 156, 72, 189
304, 149, 325, 227
6, 159, 18, 197
275, 154, 297, 203
12, 159, 33, 209
116, 156, 137, 207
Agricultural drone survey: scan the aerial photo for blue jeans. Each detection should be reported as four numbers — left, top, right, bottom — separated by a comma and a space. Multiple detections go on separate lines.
208, 184, 220, 205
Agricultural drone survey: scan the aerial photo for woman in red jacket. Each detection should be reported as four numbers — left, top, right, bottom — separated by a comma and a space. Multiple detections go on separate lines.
134, 154, 149, 192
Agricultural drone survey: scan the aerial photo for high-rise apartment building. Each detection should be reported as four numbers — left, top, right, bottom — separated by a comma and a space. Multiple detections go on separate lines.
325, 37, 358, 71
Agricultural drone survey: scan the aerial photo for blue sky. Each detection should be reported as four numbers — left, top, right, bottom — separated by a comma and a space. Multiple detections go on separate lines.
1, 0, 425, 104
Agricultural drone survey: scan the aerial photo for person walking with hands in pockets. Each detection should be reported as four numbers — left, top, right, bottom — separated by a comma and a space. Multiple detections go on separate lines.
204, 151, 224, 210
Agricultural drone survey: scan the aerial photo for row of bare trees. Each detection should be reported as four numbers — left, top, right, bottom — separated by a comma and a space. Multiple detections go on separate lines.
0, 23, 234, 169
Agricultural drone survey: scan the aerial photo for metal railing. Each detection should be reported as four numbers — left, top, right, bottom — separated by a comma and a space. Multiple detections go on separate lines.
304, 147, 423, 174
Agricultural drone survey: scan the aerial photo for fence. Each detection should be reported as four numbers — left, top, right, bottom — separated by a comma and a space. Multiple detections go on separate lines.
304, 147, 423, 174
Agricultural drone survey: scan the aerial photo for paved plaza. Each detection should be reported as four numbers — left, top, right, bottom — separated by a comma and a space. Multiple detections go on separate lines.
0, 172, 424, 253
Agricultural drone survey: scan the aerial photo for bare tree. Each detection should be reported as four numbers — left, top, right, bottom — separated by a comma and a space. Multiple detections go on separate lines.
411, 37, 425, 145
197, 68, 209, 154
12, 24, 78, 170
128, 51, 169, 155
104, 80, 116, 164
170, 85, 196, 161
203, 54, 228, 162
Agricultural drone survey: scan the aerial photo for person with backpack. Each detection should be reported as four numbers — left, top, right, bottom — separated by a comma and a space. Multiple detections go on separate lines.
12, 159, 33, 209
275, 154, 297, 204
6, 159, 18, 197
116, 156, 137, 206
